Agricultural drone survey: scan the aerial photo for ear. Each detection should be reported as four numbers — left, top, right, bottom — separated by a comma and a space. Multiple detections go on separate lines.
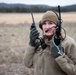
39, 21, 42, 30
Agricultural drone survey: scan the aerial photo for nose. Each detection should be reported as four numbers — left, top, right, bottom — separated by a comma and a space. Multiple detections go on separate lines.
45, 23, 50, 28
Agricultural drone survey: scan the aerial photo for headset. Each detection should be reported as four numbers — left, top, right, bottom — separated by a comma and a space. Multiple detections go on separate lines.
39, 10, 66, 40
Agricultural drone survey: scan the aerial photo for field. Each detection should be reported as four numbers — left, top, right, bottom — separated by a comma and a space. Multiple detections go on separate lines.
0, 12, 76, 75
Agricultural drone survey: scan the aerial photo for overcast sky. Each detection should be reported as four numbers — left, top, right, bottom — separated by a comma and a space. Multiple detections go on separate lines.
0, 0, 76, 6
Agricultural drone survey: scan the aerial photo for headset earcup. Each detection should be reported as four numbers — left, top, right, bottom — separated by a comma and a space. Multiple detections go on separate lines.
39, 21, 42, 30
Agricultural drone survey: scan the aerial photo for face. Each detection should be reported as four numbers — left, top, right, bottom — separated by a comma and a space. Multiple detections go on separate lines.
42, 20, 56, 37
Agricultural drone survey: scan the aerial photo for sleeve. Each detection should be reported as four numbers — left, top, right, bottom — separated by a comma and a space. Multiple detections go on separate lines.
24, 44, 36, 68
55, 40, 76, 75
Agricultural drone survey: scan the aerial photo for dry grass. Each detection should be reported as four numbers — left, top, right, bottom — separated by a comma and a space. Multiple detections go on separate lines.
0, 12, 76, 24
0, 13, 43, 24
0, 12, 76, 75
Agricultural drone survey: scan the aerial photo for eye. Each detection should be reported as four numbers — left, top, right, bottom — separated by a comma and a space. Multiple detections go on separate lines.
42, 22, 46, 25
49, 22, 53, 24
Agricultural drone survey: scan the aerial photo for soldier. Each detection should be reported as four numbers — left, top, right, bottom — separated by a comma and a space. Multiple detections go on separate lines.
24, 10, 76, 75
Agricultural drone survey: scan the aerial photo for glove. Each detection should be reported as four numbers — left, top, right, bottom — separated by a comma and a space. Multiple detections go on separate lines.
50, 38, 63, 58
29, 24, 39, 47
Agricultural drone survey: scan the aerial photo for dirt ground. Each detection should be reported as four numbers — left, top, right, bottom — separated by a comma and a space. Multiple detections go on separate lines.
0, 24, 30, 75
0, 63, 26, 75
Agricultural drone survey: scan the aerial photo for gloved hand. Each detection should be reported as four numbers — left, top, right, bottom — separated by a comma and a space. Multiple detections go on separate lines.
50, 38, 63, 58
29, 24, 39, 47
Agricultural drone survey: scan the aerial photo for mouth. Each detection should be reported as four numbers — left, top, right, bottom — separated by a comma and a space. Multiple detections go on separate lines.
45, 29, 50, 32
45, 26, 56, 33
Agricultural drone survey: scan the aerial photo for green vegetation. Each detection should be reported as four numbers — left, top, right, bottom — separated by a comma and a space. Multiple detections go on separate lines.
0, 7, 50, 13
0, 4, 76, 13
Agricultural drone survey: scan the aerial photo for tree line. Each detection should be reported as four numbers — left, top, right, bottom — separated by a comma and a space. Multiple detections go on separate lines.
0, 6, 76, 13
